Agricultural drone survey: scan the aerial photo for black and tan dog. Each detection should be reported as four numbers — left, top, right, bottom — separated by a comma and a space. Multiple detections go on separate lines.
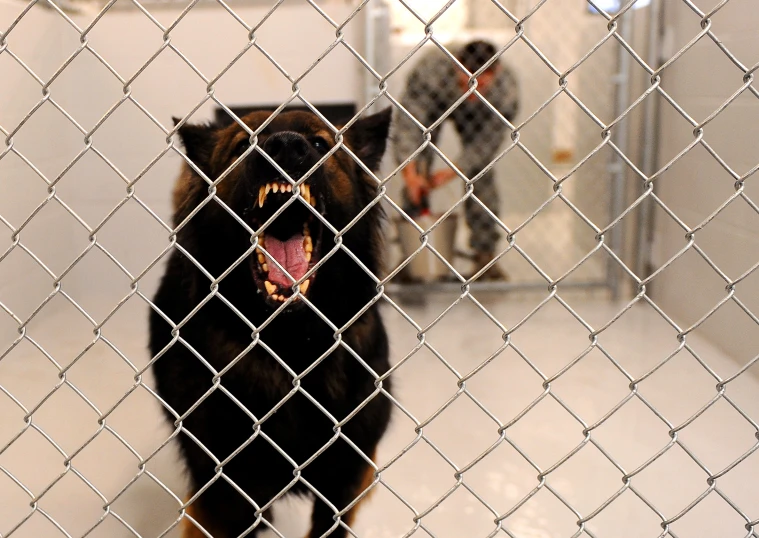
149, 108, 393, 537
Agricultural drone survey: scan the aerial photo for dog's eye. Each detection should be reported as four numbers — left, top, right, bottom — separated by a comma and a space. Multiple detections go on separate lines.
233, 138, 251, 157
310, 137, 330, 155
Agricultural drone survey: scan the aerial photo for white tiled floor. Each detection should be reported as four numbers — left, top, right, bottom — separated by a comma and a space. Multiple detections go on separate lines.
1, 293, 758, 538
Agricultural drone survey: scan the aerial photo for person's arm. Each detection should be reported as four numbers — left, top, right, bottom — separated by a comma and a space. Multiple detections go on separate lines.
394, 54, 442, 203
430, 167, 458, 187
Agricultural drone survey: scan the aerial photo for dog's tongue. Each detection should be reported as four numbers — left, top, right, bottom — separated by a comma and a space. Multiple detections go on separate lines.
265, 234, 308, 287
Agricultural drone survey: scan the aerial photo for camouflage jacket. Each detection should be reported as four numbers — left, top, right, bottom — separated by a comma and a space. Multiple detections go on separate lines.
393, 45, 520, 178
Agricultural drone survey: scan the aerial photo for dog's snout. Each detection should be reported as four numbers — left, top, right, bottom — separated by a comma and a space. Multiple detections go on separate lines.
263, 132, 309, 163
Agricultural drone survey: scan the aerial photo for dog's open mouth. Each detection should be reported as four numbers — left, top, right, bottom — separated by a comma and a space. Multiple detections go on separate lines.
250, 179, 323, 306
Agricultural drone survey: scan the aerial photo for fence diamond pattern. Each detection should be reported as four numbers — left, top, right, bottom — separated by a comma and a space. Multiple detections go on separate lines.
1, 0, 759, 537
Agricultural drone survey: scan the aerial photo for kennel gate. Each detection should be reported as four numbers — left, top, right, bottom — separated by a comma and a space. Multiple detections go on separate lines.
2, 0, 759, 537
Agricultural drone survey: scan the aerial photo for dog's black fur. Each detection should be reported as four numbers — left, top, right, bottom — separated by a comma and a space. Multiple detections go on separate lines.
149, 108, 393, 537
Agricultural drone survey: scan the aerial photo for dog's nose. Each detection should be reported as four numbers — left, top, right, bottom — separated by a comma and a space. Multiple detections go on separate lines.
263, 132, 310, 163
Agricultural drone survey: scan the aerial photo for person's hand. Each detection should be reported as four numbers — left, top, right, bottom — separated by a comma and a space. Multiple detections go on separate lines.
404, 172, 429, 206
430, 169, 457, 188
402, 164, 430, 206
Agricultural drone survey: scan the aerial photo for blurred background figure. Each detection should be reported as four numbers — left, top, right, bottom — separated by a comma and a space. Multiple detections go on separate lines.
393, 40, 519, 281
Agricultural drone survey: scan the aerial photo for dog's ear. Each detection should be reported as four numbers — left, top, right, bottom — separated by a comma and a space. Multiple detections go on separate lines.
344, 107, 392, 172
173, 117, 217, 176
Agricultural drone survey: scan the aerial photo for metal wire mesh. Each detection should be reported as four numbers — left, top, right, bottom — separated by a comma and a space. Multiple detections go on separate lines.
1, 0, 759, 537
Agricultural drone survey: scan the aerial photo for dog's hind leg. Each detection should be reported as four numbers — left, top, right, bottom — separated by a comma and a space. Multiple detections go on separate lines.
181, 498, 226, 538
341, 458, 377, 528
181, 497, 273, 538
306, 449, 377, 538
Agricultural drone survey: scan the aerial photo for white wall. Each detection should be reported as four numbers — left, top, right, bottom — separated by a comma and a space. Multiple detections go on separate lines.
653, 1, 759, 362
0, 0, 85, 347
0, 0, 368, 345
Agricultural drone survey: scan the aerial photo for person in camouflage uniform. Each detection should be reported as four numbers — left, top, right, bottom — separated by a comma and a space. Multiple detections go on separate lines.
394, 40, 519, 280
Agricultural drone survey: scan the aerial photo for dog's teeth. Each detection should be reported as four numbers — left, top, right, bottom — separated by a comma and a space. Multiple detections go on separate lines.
262, 262, 268, 272
259, 186, 266, 208
305, 251, 311, 262
265, 281, 276, 295
299, 280, 310, 294
265, 183, 271, 197
272, 293, 280, 301
272, 183, 279, 193
257, 253, 265, 264
286, 184, 292, 193
304, 236, 313, 253
300, 185, 307, 205
309, 195, 316, 207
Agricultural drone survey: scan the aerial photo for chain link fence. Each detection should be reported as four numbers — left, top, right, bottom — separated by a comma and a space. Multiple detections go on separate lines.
2, 0, 759, 536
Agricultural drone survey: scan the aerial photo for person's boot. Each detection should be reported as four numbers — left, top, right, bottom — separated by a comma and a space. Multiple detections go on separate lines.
470, 251, 509, 281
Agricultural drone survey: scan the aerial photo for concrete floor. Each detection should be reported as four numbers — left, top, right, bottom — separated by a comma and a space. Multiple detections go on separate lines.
1, 293, 758, 538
